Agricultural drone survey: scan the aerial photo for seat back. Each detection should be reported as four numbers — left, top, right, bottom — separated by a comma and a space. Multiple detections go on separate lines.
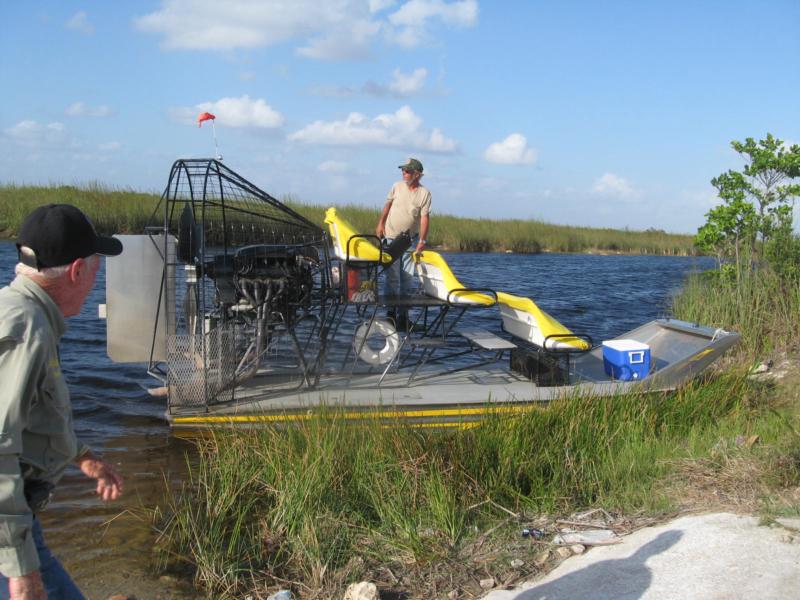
415, 251, 495, 305
324, 207, 391, 264
497, 292, 589, 350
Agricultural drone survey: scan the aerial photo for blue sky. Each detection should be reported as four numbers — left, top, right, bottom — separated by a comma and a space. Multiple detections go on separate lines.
2, 1, 798, 234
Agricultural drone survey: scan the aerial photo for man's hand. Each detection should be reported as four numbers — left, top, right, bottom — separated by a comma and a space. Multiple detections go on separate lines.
414, 240, 426, 255
76, 453, 123, 501
376, 224, 385, 239
9, 570, 46, 600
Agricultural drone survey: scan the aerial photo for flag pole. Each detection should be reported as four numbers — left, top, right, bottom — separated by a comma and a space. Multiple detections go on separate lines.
211, 120, 222, 161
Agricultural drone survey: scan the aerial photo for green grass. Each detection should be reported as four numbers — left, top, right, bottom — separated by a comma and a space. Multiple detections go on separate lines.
0, 184, 696, 255
0, 184, 160, 239
672, 265, 800, 358
155, 371, 792, 597
151, 254, 800, 597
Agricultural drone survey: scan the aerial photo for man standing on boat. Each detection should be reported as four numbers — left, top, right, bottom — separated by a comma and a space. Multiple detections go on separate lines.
375, 157, 432, 330
0, 204, 124, 599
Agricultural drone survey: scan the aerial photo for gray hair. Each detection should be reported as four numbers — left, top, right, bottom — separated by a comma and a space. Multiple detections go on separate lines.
15, 246, 97, 279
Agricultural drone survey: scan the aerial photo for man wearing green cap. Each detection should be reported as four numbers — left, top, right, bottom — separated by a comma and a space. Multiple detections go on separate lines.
375, 158, 432, 329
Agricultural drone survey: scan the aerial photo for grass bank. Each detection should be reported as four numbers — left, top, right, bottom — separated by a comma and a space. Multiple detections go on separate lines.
0, 184, 695, 255
154, 370, 798, 599
150, 263, 800, 598
672, 266, 800, 358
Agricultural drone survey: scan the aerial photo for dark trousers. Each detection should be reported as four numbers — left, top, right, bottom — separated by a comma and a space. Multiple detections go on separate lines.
0, 517, 84, 599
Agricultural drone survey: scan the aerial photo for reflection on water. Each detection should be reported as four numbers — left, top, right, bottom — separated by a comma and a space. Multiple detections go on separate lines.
0, 241, 712, 596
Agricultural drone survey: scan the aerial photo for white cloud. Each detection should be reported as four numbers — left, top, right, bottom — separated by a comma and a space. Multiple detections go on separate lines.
135, 0, 477, 57
591, 172, 640, 199
370, 0, 397, 12
297, 18, 381, 61
65, 102, 113, 118
135, 0, 382, 58
289, 105, 457, 153
387, 0, 477, 47
361, 67, 428, 97
484, 133, 537, 165
98, 141, 122, 152
318, 160, 349, 174
171, 95, 284, 129
4, 120, 68, 147
65, 11, 93, 34
389, 67, 428, 96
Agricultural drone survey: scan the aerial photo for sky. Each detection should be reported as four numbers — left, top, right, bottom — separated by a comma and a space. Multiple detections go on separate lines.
1, 1, 798, 234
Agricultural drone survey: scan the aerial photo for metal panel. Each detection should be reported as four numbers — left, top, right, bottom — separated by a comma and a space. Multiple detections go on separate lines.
106, 234, 175, 363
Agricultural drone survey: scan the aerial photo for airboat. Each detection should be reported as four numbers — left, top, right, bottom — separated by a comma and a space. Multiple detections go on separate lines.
104, 159, 740, 429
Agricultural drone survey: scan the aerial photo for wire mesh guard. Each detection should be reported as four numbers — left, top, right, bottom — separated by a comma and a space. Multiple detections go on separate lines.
152, 159, 330, 408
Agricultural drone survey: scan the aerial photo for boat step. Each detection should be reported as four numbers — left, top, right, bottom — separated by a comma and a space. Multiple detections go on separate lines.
457, 328, 517, 350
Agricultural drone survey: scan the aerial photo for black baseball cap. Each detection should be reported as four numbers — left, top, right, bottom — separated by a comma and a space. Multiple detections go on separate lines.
17, 204, 123, 270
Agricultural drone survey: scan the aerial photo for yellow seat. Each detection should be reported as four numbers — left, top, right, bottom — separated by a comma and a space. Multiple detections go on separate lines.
414, 250, 495, 305
324, 207, 392, 264
415, 250, 587, 350
496, 292, 589, 350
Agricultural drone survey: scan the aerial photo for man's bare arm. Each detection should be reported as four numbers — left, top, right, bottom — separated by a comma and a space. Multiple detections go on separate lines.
376, 201, 392, 239
415, 214, 429, 253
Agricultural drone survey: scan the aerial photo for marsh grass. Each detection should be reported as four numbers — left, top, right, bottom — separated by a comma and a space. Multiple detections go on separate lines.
672, 265, 800, 357
156, 371, 790, 597
0, 185, 695, 255
0, 184, 160, 237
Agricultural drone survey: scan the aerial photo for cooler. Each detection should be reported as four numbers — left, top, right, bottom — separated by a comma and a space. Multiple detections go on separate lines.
602, 339, 651, 381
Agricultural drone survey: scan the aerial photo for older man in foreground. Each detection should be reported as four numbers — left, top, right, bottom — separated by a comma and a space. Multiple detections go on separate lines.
0, 204, 124, 599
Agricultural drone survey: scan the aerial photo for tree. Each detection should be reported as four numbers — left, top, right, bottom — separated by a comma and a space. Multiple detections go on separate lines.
698, 134, 800, 269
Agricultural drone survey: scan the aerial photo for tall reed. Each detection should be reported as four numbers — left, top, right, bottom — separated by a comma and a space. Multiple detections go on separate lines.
672, 265, 800, 357
0, 185, 696, 255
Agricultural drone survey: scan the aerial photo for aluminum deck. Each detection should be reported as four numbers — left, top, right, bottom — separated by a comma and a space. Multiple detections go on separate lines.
167, 319, 740, 428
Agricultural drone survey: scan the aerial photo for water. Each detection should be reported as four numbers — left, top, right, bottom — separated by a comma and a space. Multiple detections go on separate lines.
0, 241, 713, 595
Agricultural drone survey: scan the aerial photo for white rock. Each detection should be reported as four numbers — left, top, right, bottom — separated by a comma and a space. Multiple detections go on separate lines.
343, 581, 378, 600
510, 558, 525, 568
570, 544, 586, 554
479, 577, 496, 590
447, 590, 460, 599
552, 529, 620, 546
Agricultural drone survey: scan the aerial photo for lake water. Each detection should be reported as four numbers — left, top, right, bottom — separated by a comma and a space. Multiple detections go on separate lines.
0, 240, 713, 596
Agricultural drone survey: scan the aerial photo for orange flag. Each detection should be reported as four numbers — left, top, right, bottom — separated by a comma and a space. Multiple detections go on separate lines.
197, 112, 216, 128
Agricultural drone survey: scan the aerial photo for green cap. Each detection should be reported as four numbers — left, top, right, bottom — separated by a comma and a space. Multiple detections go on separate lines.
398, 158, 423, 173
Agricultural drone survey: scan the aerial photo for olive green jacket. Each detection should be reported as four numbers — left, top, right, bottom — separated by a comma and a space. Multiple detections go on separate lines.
0, 276, 87, 577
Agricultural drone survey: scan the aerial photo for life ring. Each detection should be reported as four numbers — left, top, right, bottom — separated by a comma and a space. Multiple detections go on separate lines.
353, 319, 400, 365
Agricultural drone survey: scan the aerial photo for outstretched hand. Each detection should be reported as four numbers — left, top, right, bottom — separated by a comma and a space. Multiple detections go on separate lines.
76, 453, 124, 501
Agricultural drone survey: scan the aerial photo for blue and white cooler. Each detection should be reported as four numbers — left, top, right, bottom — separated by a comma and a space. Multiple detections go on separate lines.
602, 339, 651, 381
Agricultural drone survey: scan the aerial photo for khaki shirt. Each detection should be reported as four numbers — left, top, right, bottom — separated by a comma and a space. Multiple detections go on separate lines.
384, 181, 432, 238
0, 276, 87, 576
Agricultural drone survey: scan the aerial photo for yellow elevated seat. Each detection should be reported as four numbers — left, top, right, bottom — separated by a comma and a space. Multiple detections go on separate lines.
324, 207, 392, 264
415, 250, 588, 350
496, 292, 589, 351
415, 250, 495, 305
